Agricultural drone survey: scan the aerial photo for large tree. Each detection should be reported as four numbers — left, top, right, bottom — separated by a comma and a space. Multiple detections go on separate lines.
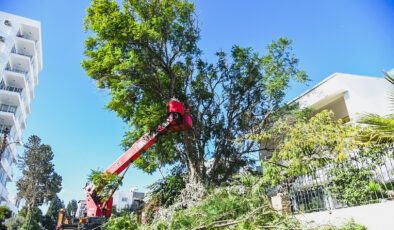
82, 0, 308, 184
16, 135, 62, 228
65, 199, 78, 217
42, 196, 64, 230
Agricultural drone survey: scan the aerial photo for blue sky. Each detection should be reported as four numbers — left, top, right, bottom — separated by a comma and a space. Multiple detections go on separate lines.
0, 0, 393, 207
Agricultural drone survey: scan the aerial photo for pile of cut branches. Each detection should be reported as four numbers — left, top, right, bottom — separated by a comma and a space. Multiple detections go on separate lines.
104, 172, 366, 229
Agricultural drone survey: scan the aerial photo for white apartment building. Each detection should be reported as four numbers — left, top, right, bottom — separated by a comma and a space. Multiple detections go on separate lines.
0, 11, 43, 213
112, 188, 144, 212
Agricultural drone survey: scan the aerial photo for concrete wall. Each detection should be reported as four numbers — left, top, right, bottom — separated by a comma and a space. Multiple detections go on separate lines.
294, 201, 394, 230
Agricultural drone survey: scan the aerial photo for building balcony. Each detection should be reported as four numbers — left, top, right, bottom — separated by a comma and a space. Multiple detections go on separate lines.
0, 104, 17, 115
0, 158, 13, 181
0, 182, 8, 202
0, 107, 22, 140
4, 65, 28, 79
0, 83, 27, 127
0, 81, 22, 96
11, 46, 33, 60
6, 54, 31, 79
3, 68, 32, 115
16, 32, 37, 44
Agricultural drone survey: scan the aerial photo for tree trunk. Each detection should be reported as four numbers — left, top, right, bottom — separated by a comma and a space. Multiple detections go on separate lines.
183, 132, 203, 184
188, 164, 199, 184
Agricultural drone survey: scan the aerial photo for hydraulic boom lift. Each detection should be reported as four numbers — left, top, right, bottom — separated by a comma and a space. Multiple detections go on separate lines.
57, 98, 192, 230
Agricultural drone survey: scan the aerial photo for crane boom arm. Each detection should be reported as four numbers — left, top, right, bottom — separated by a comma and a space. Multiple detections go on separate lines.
106, 113, 175, 175
84, 99, 192, 218
57, 99, 192, 230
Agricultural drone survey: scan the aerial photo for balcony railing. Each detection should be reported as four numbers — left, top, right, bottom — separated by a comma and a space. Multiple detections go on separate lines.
16, 32, 37, 43
5, 65, 27, 75
11, 46, 33, 59
4, 65, 30, 82
0, 81, 23, 96
0, 104, 17, 115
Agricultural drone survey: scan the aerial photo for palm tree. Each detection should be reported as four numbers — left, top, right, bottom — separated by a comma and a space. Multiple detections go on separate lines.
358, 71, 394, 144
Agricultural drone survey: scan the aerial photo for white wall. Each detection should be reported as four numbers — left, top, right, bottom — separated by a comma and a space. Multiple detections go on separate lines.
295, 201, 394, 230
292, 73, 393, 121
113, 190, 144, 211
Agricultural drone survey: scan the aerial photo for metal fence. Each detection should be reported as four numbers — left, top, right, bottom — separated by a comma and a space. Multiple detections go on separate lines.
281, 149, 394, 214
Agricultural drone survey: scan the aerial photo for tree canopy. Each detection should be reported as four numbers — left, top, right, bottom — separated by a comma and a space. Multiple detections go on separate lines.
251, 110, 360, 186
83, 0, 308, 184
66, 199, 78, 217
43, 196, 64, 230
0, 206, 11, 230
16, 135, 62, 228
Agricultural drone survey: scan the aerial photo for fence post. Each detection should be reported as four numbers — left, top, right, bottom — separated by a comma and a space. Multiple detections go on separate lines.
271, 193, 291, 214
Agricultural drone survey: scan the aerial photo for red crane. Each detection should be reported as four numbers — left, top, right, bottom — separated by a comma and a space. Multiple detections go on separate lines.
57, 98, 192, 230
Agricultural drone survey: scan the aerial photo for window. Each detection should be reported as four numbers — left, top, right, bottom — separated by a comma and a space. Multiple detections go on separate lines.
121, 197, 128, 202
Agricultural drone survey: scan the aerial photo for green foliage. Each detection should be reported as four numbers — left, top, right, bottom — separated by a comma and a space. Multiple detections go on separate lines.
6, 216, 25, 230
326, 163, 376, 206
19, 207, 43, 230
82, 0, 308, 184
318, 219, 366, 230
358, 71, 394, 144
358, 114, 394, 144
149, 167, 185, 207
87, 170, 123, 201
104, 173, 366, 229
16, 135, 62, 210
338, 220, 367, 230
144, 166, 185, 223
42, 196, 64, 230
66, 199, 78, 217
253, 110, 360, 186
0, 206, 11, 230
325, 144, 392, 206
103, 212, 139, 230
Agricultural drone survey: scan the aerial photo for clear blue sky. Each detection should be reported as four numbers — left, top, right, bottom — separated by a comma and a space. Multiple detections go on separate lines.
0, 0, 393, 207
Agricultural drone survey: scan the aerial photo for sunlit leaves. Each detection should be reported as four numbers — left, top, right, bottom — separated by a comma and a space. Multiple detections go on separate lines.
254, 110, 361, 186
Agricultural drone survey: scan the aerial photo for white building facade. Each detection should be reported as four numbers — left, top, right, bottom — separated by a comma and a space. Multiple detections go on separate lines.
0, 11, 43, 213
112, 188, 144, 212
289, 72, 392, 121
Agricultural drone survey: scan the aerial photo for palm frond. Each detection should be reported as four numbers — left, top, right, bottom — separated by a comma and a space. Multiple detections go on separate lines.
358, 113, 394, 144
383, 71, 394, 110
384, 71, 394, 85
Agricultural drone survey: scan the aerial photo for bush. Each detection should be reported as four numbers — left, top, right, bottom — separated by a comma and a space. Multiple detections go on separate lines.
103, 213, 139, 230
0, 206, 11, 230
6, 216, 25, 230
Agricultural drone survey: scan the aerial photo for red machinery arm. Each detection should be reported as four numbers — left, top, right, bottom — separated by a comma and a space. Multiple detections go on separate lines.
83, 98, 192, 218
